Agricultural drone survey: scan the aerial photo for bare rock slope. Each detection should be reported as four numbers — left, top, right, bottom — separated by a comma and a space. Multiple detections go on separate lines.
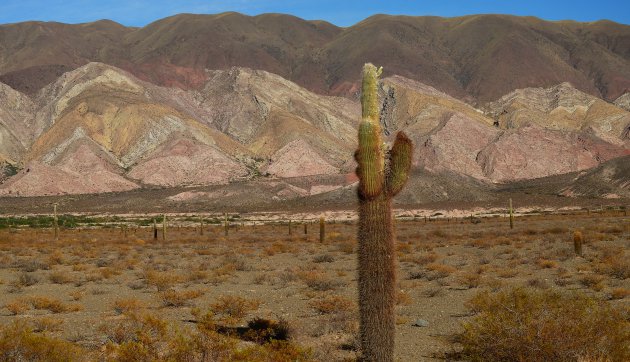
0, 62, 629, 199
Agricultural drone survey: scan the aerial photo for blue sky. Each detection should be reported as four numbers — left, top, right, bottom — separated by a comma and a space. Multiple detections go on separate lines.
0, 0, 628, 26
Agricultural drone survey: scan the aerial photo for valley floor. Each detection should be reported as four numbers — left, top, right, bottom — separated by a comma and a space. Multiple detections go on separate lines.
0, 212, 628, 360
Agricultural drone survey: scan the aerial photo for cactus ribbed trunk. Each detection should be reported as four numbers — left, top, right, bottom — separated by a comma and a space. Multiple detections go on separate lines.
356, 64, 412, 362
358, 194, 396, 361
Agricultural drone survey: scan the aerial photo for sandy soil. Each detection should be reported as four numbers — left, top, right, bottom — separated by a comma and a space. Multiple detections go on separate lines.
0, 211, 628, 360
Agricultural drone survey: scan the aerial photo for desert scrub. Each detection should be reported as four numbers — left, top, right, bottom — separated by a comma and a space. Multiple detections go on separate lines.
459, 287, 630, 361
159, 289, 203, 307
209, 295, 261, 324
309, 295, 357, 314
0, 321, 85, 361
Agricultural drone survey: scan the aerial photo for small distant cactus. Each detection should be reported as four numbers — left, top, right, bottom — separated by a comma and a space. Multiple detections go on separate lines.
288, 219, 292, 235
355, 64, 412, 362
162, 214, 167, 241
573, 230, 583, 256
509, 198, 514, 229
224, 213, 229, 237
53, 203, 59, 240
153, 218, 158, 240
319, 217, 325, 243
304, 222, 308, 235
200, 216, 204, 236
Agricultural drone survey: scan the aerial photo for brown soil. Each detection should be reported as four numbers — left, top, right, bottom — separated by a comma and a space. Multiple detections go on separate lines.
0, 212, 628, 360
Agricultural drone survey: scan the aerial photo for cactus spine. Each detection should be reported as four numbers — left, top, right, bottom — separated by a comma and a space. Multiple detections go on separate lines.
509, 198, 514, 229
356, 64, 412, 362
319, 217, 325, 243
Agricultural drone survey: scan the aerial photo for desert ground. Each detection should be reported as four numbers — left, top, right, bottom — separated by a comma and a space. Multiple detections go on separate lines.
0, 208, 628, 361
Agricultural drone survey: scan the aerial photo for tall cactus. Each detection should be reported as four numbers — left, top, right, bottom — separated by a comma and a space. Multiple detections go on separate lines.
356, 64, 412, 362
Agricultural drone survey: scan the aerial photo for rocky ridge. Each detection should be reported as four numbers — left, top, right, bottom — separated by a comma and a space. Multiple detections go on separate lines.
0, 62, 629, 200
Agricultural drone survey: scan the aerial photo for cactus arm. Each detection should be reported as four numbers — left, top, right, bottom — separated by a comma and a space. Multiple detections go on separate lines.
386, 131, 413, 196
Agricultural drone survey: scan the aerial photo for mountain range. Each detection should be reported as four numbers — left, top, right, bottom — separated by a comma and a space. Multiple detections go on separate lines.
0, 13, 629, 207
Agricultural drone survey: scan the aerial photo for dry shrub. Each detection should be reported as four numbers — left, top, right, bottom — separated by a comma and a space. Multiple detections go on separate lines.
263, 241, 295, 256
336, 239, 356, 254
457, 272, 482, 289
460, 287, 630, 361
243, 317, 292, 344
579, 274, 606, 291
102, 312, 168, 360
29, 296, 83, 313
99, 267, 121, 279
425, 263, 456, 279
609, 288, 630, 300
298, 271, 345, 291
144, 270, 181, 291
15, 272, 38, 287
113, 298, 147, 315
309, 295, 356, 314
5, 299, 30, 315
48, 250, 65, 265
496, 268, 519, 278
159, 289, 203, 307
0, 322, 84, 361
411, 252, 438, 265
49, 270, 74, 284
597, 253, 630, 279
31, 317, 63, 332
312, 254, 335, 263
210, 295, 261, 324
537, 259, 559, 269
69, 290, 85, 301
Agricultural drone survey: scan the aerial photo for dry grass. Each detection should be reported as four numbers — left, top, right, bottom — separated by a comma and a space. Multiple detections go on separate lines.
460, 287, 629, 361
